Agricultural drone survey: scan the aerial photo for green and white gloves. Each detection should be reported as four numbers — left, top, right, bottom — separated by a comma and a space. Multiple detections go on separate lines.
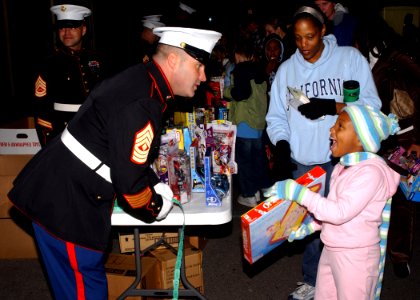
288, 222, 317, 242
264, 179, 316, 242
263, 179, 310, 205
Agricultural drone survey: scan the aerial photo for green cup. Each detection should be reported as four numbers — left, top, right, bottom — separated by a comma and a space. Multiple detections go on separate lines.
343, 80, 360, 103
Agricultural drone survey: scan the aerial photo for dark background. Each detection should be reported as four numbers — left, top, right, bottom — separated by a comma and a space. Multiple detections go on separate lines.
1, 0, 419, 123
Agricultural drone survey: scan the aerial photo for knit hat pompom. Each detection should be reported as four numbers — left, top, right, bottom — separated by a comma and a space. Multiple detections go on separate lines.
343, 105, 400, 153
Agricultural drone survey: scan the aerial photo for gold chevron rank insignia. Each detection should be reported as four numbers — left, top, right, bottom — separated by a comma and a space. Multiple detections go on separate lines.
124, 187, 152, 209
131, 122, 154, 164
35, 76, 47, 97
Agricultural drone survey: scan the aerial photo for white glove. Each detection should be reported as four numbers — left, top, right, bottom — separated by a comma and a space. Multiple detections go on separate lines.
154, 183, 174, 220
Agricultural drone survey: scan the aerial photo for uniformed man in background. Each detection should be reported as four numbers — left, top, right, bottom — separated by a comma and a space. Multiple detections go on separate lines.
34, 3, 108, 147
9, 26, 221, 299
139, 14, 165, 63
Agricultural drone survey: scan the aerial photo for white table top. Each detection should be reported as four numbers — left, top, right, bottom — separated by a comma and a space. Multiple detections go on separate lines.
111, 192, 232, 226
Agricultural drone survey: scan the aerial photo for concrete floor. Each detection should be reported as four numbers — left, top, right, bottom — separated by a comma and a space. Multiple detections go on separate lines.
0, 197, 419, 299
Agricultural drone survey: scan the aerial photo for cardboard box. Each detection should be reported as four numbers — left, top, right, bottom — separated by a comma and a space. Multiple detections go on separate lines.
0, 129, 41, 154
119, 232, 180, 253
146, 247, 204, 295
400, 174, 420, 202
174, 112, 195, 127
105, 253, 156, 300
0, 176, 16, 218
119, 232, 206, 253
241, 166, 326, 264
0, 154, 33, 175
188, 236, 207, 250
0, 155, 33, 218
0, 218, 38, 259
0, 154, 38, 258
0, 117, 35, 129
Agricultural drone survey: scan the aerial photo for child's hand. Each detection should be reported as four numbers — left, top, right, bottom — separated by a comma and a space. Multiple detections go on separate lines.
407, 143, 420, 157
288, 223, 316, 242
263, 179, 309, 205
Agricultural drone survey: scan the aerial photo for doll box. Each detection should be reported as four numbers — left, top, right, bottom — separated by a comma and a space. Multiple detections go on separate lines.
189, 145, 205, 193
241, 166, 326, 264
399, 174, 420, 202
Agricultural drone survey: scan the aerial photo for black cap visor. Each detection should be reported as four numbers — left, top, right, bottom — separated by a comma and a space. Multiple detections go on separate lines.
55, 19, 83, 29
180, 42, 210, 65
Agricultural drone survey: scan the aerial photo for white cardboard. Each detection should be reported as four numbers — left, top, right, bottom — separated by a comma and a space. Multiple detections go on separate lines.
0, 129, 41, 155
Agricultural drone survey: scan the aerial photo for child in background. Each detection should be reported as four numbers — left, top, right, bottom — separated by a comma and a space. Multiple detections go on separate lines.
265, 105, 400, 299
224, 38, 270, 207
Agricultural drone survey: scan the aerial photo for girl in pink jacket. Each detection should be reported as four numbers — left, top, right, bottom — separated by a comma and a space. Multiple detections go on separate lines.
265, 104, 400, 299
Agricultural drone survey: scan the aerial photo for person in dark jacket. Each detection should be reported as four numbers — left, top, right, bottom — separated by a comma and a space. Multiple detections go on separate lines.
138, 15, 165, 64
314, 0, 357, 46
9, 26, 221, 299
35, 3, 109, 147
354, 14, 420, 279
224, 38, 271, 207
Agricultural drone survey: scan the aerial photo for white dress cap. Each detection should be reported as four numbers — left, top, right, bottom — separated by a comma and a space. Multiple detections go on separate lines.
142, 20, 166, 30
153, 27, 221, 59
50, 4, 91, 21
179, 2, 196, 14
142, 15, 162, 22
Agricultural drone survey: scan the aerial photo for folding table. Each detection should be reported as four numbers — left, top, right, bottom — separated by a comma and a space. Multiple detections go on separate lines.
111, 192, 232, 299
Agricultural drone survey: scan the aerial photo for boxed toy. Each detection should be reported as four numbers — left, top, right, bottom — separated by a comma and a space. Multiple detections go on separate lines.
206, 122, 237, 175
189, 145, 205, 193
400, 175, 419, 202
168, 151, 191, 204
153, 131, 178, 185
386, 146, 419, 202
241, 166, 326, 264
204, 155, 230, 207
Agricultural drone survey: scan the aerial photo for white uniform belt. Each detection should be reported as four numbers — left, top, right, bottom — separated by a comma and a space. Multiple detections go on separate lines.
61, 128, 112, 183
54, 103, 82, 112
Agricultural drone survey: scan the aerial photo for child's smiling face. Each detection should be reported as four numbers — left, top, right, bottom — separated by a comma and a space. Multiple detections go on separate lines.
330, 111, 364, 157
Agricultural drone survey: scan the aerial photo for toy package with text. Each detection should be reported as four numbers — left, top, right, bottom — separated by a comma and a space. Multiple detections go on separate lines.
241, 166, 326, 264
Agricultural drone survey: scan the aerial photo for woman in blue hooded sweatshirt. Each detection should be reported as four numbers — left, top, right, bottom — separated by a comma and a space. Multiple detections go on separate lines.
266, 5, 381, 300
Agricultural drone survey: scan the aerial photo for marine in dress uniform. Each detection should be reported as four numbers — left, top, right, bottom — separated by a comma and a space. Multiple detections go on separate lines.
9, 26, 221, 299
139, 15, 165, 64
35, 4, 107, 147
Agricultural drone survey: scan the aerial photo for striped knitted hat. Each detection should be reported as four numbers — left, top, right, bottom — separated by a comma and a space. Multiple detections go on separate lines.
343, 105, 400, 153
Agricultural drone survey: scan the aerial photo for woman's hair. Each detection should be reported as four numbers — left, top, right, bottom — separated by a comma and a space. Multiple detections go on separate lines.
292, 5, 326, 31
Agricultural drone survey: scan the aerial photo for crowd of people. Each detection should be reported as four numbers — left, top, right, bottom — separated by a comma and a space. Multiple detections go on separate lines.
8, 0, 419, 299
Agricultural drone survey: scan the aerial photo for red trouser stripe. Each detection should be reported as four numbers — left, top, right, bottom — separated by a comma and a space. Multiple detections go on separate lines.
66, 242, 86, 300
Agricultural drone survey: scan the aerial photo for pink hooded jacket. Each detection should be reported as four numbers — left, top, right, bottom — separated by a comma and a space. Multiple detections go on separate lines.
302, 157, 400, 248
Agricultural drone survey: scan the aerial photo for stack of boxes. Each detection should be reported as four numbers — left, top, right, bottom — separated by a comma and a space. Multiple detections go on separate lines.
0, 117, 41, 259
109, 232, 206, 298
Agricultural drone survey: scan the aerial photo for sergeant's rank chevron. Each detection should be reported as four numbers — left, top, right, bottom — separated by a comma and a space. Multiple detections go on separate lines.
131, 122, 154, 164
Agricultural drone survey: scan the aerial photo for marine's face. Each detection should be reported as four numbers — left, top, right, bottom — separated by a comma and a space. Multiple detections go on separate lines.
58, 25, 86, 51
294, 19, 325, 63
173, 52, 207, 98
330, 112, 363, 157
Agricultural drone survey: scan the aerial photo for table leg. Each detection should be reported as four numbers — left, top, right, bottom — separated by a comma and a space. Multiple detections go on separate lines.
116, 227, 207, 299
